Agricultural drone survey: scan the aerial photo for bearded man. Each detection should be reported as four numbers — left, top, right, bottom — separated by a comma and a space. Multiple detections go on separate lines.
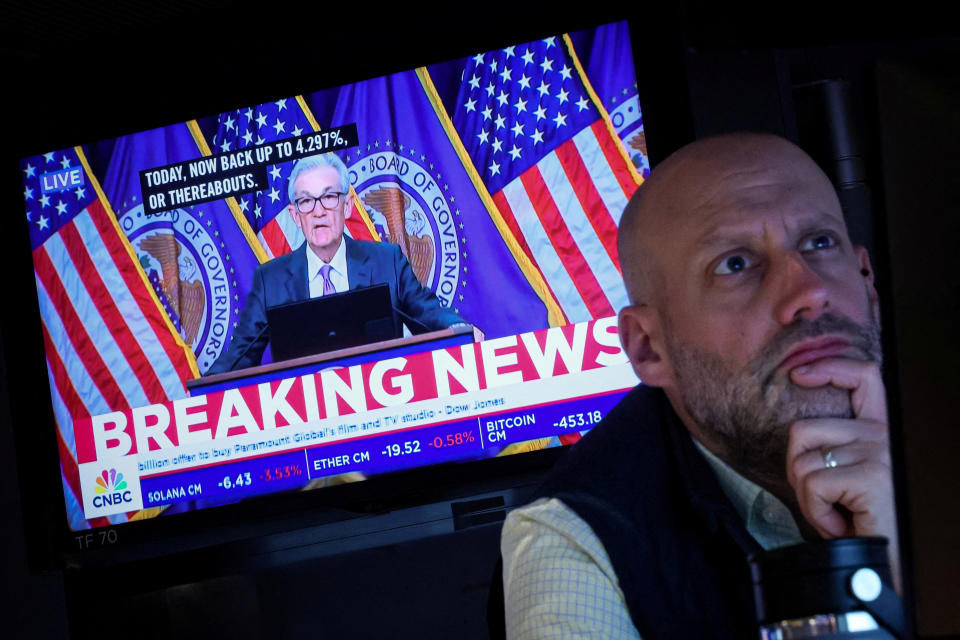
499, 133, 897, 638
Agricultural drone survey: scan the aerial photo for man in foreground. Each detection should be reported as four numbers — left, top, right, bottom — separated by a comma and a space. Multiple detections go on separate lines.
500, 133, 898, 638
208, 153, 464, 374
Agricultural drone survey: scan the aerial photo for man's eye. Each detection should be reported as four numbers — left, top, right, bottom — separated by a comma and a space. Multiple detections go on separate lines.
714, 254, 753, 275
801, 234, 837, 251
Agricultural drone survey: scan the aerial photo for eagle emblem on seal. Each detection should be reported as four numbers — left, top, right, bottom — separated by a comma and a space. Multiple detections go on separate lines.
138, 232, 205, 346
362, 186, 434, 286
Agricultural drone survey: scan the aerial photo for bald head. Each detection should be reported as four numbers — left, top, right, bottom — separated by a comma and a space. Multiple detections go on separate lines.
617, 132, 842, 307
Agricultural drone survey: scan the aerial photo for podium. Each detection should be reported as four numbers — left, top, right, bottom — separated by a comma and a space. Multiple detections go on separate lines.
187, 325, 476, 396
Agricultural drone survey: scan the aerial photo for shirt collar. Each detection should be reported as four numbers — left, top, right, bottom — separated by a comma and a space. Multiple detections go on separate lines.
305, 237, 348, 279
693, 439, 803, 550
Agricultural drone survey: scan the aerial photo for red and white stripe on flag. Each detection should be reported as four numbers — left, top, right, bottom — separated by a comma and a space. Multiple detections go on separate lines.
492, 120, 639, 325
34, 198, 195, 527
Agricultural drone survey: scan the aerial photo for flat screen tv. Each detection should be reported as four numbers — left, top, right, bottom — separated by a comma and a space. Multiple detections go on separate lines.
6, 17, 655, 565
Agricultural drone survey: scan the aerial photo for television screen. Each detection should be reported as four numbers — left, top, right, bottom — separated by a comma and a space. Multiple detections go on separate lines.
18, 19, 651, 533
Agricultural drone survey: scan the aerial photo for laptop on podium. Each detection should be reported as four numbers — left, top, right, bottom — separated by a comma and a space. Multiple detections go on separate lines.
266, 284, 398, 361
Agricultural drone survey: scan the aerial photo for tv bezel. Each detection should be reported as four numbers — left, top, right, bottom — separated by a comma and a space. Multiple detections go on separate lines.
3, 8, 688, 571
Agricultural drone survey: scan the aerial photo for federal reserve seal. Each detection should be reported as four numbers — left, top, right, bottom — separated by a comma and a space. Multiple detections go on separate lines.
119, 204, 239, 373
343, 141, 466, 310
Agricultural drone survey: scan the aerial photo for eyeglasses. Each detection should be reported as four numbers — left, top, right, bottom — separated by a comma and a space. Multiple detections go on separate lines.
294, 192, 346, 213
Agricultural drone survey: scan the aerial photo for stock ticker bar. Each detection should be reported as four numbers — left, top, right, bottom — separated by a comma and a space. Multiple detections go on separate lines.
139, 390, 627, 509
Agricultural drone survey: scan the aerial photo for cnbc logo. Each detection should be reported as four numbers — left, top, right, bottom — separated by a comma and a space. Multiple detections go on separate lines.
92, 468, 133, 508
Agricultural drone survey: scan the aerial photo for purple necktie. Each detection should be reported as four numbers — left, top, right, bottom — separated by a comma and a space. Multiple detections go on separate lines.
319, 264, 336, 296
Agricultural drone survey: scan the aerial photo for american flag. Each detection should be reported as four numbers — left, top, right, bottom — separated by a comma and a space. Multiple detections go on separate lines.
22, 148, 197, 529
209, 97, 377, 260
452, 35, 642, 324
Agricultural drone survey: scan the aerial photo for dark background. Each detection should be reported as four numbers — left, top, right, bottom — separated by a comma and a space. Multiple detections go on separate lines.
2, 1, 958, 637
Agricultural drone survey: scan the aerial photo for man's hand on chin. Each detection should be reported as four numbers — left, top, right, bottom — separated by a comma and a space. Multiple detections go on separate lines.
784, 357, 901, 592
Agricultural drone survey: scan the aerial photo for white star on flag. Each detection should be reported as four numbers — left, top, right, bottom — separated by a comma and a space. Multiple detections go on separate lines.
451, 29, 642, 327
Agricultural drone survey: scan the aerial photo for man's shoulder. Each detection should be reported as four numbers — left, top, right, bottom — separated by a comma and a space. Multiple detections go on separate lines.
535, 384, 675, 510
552, 385, 669, 468
347, 237, 400, 261
259, 246, 303, 273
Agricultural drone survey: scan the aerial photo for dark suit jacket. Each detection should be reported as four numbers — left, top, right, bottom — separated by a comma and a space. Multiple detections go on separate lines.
207, 236, 463, 373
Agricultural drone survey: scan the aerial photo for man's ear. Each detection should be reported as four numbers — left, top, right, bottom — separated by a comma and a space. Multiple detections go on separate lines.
854, 245, 879, 304
618, 304, 672, 387
288, 203, 302, 230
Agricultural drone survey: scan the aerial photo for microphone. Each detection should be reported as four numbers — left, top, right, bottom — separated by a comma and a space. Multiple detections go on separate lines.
392, 304, 433, 334
345, 281, 436, 335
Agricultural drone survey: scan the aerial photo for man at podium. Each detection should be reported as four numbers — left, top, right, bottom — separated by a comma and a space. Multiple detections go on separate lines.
207, 153, 465, 374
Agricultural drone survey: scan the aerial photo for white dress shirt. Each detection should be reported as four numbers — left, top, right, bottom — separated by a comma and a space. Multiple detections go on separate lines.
306, 239, 349, 298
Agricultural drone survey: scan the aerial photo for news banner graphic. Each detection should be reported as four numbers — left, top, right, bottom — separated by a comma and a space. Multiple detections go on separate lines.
139, 124, 358, 215
74, 317, 636, 519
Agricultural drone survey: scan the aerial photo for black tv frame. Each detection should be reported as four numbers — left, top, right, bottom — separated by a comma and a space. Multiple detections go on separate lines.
2, 5, 689, 574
